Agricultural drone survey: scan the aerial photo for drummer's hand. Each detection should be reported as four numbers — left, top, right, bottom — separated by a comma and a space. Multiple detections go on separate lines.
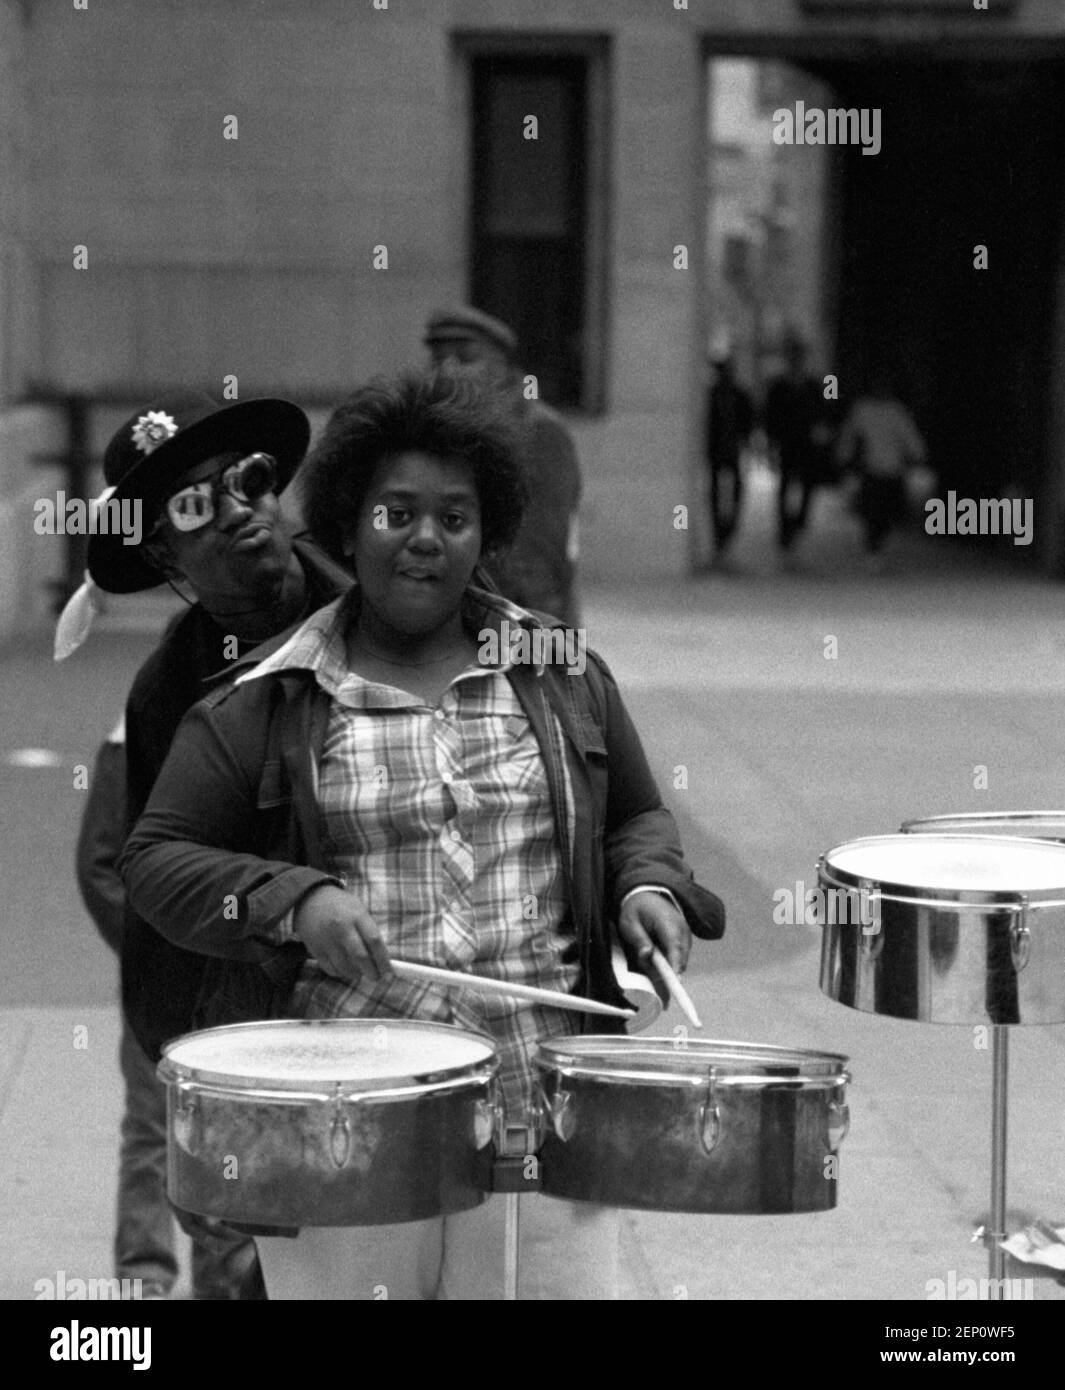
292, 885, 390, 981
618, 891, 692, 977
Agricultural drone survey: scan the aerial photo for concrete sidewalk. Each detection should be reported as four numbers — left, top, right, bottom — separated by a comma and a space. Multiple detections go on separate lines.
3, 480, 1064, 1300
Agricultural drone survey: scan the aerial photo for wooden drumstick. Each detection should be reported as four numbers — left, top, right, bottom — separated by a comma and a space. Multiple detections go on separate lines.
389, 959, 635, 1020
649, 948, 703, 1029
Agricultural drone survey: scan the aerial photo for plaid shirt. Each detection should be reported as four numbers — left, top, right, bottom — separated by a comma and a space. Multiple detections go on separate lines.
240, 585, 580, 1123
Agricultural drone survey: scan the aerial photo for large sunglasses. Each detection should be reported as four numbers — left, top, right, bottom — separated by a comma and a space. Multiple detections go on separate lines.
164, 452, 279, 532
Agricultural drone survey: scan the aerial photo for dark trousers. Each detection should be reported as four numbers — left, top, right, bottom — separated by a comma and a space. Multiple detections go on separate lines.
115, 1019, 177, 1291
116, 1019, 265, 1298
710, 461, 743, 550
777, 459, 817, 549
858, 475, 908, 554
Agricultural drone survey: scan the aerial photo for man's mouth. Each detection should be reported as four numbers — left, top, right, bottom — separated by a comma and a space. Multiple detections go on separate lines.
231, 523, 272, 551
398, 568, 441, 581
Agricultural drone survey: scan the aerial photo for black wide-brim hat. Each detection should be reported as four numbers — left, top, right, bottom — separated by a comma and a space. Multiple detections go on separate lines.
88, 392, 310, 593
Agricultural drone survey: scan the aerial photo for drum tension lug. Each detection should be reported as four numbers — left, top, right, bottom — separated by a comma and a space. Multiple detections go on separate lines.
699, 1073, 721, 1155
174, 1085, 200, 1157
700, 1103, 721, 1156
543, 1087, 576, 1143
472, 1098, 497, 1150
1010, 896, 1031, 973
328, 1086, 352, 1170
828, 1097, 850, 1152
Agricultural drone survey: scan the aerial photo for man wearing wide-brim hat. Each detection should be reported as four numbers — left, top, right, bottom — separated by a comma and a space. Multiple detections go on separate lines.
65, 391, 351, 1299
424, 306, 582, 628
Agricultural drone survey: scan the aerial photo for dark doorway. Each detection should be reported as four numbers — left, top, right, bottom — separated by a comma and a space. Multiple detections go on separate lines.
706, 53, 1065, 566
469, 54, 588, 409
819, 60, 1065, 518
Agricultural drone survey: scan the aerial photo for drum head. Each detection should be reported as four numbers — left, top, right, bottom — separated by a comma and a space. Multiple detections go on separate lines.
822, 833, 1065, 904
160, 1018, 496, 1092
535, 1036, 847, 1084
901, 811, 1065, 843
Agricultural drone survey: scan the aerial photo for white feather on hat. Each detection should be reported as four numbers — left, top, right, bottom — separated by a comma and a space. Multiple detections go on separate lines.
53, 485, 117, 661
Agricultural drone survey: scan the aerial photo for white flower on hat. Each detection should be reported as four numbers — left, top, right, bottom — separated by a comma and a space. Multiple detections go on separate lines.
131, 410, 178, 455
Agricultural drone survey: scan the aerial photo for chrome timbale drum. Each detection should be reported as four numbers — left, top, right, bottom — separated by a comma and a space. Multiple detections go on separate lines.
819, 833, 1065, 1024
901, 810, 1065, 843
535, 1037, 850, 1214
158, 1019, 499, 1227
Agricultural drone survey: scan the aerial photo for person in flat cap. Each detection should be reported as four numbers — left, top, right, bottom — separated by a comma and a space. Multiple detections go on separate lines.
64, 391, 351, 1299
425, 306, 582, 627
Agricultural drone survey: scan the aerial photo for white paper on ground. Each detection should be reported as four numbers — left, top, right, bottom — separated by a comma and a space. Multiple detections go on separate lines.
999, 1223, 1065, 1271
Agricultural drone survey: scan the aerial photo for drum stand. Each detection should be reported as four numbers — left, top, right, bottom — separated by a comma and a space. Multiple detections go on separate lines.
493, 1123, 541, 1301
821, 830, 1057, 1302
986, 1025, 1009, 1294
503, 1193, 521, 1302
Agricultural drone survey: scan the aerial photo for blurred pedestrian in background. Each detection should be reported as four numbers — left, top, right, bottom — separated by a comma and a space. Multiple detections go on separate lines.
836, 369, 928, 571
764, 332, 839, 555
425, 306, 582, 626
705, 351, 755, 565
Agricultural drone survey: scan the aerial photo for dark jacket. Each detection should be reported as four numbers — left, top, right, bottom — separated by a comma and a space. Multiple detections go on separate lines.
75, 726, 128, 954
707, 375, 755, 473
118, 595, 724, 1039
764, 373, 839, 483
483, 400, 582, 627
120, 536, 353, 1061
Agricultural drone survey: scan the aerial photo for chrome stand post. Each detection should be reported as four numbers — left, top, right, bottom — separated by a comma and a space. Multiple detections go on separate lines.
987, 1024, 1009, 1295
503, 1193, 521, 1302
493, 1121, 540, 1302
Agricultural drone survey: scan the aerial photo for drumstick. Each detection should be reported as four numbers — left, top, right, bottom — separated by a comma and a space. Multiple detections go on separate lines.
389, 959, 635, 1020
649, 948, 703, 1029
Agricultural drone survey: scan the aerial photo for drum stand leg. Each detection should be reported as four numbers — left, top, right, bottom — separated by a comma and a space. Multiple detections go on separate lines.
495, 1123, 537, 1302
503, 1193, 521, 1302
987, 1024, 1009, 1297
